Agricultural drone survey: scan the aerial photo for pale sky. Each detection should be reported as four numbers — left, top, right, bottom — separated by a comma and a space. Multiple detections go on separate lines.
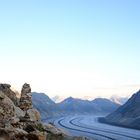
0, 0, 140, 99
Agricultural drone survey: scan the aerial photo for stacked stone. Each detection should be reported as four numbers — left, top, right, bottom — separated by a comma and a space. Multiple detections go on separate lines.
19, 83, 32, 111
19, 83, 40, 122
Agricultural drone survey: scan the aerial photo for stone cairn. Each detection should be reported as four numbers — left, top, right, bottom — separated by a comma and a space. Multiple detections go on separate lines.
19, 83, 32, 111
19, 83, 40, 122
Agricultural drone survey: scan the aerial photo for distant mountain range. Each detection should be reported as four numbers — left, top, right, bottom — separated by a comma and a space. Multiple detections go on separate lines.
52, 95, 128, 104
100, 90, 140, 130
110, 95, 128, 105
32, 92, 120, 120
52, 95, 66, 103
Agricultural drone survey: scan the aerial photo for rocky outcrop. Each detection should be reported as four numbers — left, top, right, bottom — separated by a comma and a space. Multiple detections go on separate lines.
0, 83, 89, 140
0, 84, 18, 105
45, 123, 89, 140
0, 83, 46, 140
0, 91, 15, 128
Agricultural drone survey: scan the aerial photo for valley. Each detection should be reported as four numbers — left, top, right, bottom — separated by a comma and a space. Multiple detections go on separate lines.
45, 115, 140, 140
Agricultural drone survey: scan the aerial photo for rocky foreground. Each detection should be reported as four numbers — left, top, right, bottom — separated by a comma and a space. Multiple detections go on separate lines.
0, 83, 88, 140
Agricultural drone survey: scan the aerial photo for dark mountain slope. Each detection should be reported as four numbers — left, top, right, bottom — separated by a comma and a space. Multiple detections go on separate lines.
32, 92, 58, 119
101, 90, 140, 129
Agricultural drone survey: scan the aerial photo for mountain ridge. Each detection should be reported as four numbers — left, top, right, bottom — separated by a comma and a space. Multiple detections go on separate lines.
32, 92, 120, 119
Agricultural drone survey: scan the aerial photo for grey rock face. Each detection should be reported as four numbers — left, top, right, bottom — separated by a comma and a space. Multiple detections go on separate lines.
0, 91, 15, 128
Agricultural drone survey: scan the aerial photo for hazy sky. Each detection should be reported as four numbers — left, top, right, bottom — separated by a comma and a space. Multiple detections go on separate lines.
0, 0, 140, 99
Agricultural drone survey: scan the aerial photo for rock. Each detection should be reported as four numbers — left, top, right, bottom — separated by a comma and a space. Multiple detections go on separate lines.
27, 108, 41, 122
14, 128, 28, 135
28, 131, 47, 140
0, 93, 5, 100
0, 127, 28, 140
44, 123, 90, 140
73, 137, 89, 140
46, 133, 64, 140
0, 122, 46, 140
19, 84, 41, 124
38, 132, 47, 140
0, 84, 18, 105
0, 89, 26, 128
0, 128, 10, 140
22, 83, 31, 94
45, 123, 62, 135
24, 123, 36, 133
19, 83, 32, 111
11, 117, 20, 125
15, 106, 25, 118
0, 91, 15, 128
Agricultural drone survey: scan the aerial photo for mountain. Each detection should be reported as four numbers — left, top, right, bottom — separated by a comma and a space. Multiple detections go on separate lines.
92, 98, 120, 113
32, 92, 58, 119
100, 90, 140, 130
58, 97, 120, 115
52, 95, 65, 103
57, 97, 101, 114
32, 93, 120, 119
32, 92, 55, 105
110, 95, 128, 105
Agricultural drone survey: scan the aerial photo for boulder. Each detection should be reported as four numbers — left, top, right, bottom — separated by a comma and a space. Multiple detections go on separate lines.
0, 128, 10, 140
0, 127, 29, 140
27, 108, 41, 122
0, 91, 15, 128
15, 106, 25, 118
0, 84, 18, 105
73, 137, 89, 140
28, 131, 47, 140
45, 123, 62, 135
